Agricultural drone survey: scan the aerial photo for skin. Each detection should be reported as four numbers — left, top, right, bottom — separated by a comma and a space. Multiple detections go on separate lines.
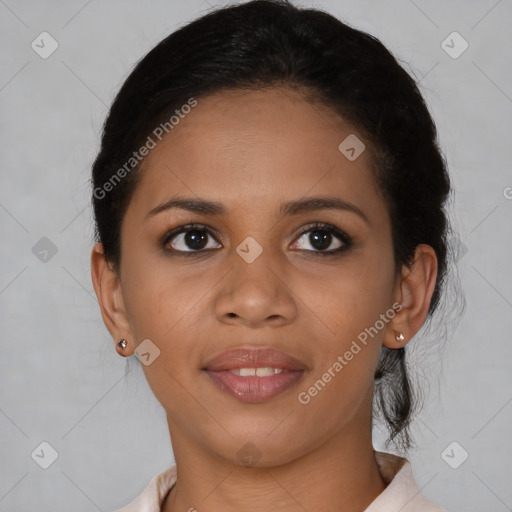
91, 86, 437, 512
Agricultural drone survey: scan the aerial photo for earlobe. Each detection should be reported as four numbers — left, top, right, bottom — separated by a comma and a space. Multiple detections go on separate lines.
90, 242, 134, 354
383, 244, 438, 349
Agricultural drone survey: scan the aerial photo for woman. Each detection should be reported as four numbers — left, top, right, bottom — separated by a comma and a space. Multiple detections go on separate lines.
90, 1, 452, 510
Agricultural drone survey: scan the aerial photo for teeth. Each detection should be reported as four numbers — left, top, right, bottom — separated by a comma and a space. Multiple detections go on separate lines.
256, 367, 282, 377
229, 367, 284, 376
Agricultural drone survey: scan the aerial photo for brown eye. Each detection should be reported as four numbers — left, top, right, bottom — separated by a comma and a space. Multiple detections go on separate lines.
292, 223, 352, 256
163, 224, 221, 255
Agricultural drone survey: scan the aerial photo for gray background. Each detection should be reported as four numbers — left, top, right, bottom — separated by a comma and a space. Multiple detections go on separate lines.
1, 0, 511, 510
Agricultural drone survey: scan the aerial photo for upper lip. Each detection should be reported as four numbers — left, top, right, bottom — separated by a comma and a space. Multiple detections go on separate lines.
203, 347, 307, 371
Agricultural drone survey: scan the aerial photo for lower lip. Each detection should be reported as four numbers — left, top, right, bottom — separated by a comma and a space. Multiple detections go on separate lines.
205, 370, 305, 403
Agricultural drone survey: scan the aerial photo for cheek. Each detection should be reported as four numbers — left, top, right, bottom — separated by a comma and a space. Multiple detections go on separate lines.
120, 246, 193, 338
120, 256, 205, 411
120, 250, 212, 384
298, 276, 388, 395
306, 255, 396, 341
294, 247, 395, 409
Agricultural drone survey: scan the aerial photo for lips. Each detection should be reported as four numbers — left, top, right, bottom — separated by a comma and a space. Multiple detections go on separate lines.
203, 347, 307, 403
204, 347, 307, 372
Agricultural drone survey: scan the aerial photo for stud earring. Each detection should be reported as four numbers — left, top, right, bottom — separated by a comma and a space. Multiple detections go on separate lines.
117, 338, 128, 350
395, 332, 405, 343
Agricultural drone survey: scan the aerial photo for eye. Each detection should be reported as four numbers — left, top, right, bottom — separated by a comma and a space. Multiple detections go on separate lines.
292, 222, 351, 256
161, 222, 351, 257
162, 223, 221, 255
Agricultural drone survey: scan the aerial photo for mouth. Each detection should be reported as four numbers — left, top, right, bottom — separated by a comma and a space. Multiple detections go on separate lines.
203, 347, 307, 403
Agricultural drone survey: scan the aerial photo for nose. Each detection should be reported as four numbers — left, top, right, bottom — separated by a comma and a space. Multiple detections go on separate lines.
214, 244, 298, 329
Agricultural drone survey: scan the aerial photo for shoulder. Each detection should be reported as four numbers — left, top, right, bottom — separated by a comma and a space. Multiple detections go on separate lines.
363, 451, 446, 512
115, 465, 177, 512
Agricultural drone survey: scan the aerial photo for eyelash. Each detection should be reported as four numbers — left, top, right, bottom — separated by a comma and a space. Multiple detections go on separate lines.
161, 222, 353, 258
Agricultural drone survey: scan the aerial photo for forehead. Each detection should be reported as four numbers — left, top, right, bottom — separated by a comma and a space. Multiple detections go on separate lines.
124, 87, 387, 224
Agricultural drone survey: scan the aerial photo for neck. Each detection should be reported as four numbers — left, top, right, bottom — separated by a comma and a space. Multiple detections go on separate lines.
162, 417, 386, 512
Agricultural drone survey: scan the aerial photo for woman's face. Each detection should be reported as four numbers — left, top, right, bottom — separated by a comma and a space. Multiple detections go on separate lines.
115, 87, 401, 466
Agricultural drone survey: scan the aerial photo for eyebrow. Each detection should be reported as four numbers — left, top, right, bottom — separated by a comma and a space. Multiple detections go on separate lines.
146, 195, 368, 223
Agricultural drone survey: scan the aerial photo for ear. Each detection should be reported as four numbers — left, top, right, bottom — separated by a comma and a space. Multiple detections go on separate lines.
383, 244, 438, 349
90, 242, 134, 356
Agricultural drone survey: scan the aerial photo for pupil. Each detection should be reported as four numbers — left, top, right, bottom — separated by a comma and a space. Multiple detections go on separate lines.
186, 230, 207, 250
311, 230, 330, 250
182, 229, 332, 251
